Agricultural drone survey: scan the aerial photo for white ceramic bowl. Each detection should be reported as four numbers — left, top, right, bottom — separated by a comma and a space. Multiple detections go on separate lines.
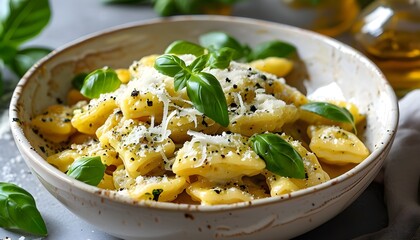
9, 16, 398, 240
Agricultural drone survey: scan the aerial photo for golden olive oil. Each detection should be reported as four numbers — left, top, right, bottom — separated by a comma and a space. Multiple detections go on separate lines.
352, 0, 420, 97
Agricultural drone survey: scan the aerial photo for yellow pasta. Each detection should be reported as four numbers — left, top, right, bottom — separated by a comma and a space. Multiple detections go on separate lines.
31, 46, 370, 205
250, 57, 294, 77
31, 104, 76, 143
96, 111, 175, 178
307, 125, 370, 165
71, 96, 118, 134
172, 132, 266, 182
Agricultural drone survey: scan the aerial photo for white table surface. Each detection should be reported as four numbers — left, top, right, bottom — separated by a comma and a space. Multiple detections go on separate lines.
0, 0, 388, 239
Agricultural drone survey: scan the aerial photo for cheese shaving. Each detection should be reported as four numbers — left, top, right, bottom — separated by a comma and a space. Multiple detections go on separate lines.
187, 130, 231, 146
235, 93, 247, 115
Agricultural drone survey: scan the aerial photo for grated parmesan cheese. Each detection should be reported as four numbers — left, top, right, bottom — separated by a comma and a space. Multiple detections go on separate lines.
187, 130, 231, 146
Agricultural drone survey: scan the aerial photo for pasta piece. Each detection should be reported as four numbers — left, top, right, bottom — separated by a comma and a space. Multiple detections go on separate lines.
186, 177, 269, 205
307, 125, 370, 165
264, 78, 308, 106
97, 111, 175, 178
172, 132, 265, 182
115, 69, 131, 84
67, 89, 89, 106
71, 96, 118, 134
46, 139, 122, 172
47, 149, 81, 172
98, 172, 117, 190
119, 89, 164, 122
228, 93, 299, 136
264, 134, 330, 196
113, 167, 187, 202
250, 57, 293, 77
31, 104, 76, 143
168, 110, 220, 143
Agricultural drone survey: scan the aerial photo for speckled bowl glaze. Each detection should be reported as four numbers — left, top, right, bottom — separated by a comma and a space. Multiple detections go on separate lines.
9, 16, 398, 240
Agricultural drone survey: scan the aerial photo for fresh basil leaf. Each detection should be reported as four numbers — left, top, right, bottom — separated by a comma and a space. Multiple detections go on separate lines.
207, 47, 234, 69
165, 40, 205, 57
173, 69, 190, 91
186, 72, 229, 127
0, 43, 17, 65
0, 70, 3, 96
250, 133, 305, 179
188, 54, 209, 73
0, 0, 51, 46
173, 0, 201, 14
66, 156, 105, 186
152, 189, 163, 201
71, 72, 88, 91
0, 182, 48, 236
153, 0, 177, 16
300, 101, 356, 131
80, 68, 121, 99
199, 32, 245, 59
164, 40, 206, 57
154, 54, 187, 77
248, 40, 296, 61
11, 47, 51, 77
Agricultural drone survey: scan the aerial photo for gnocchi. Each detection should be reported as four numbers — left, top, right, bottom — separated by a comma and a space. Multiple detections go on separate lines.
31, 50, 370, 205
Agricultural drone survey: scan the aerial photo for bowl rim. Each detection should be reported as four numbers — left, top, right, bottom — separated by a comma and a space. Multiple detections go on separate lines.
9, 15, 399, 212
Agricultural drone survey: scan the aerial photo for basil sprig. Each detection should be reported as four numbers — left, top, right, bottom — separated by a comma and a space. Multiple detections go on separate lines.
154, 52, 229, 127
199, 31, 249, 60
198, 32, 296, 62
80, 68, 122, 99
247, 40, 296, 61
250, 133, 305, 179
164, 40, 206, 57
300, 102, 356, 132
0, 182, 48, 236
66, 156, 105, 186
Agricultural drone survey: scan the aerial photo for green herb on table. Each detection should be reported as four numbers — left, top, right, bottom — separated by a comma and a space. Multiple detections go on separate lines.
0, 182, 48, 236
250, 133, 305, 179
66, 156, 106, 186
300, 101, 356, 132
80, 68, 122, 99
0, 0, 52, 97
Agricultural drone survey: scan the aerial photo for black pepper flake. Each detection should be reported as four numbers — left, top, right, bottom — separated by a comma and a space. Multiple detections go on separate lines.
305, 172, 309, 179
221, 154, 225, 158
202, 119, 208, 127
131, 89, 139, 97
225, 78, 231, 83
214, 189, 222, 194
12, 118, 20, 123
230, 103, 237, 108
147, 99, 153, 107
39, 146, 46, 153
250, 105, 257, 112
233, 84, 238, 89
56, 98, 63, 104
63, 118, 71, 123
